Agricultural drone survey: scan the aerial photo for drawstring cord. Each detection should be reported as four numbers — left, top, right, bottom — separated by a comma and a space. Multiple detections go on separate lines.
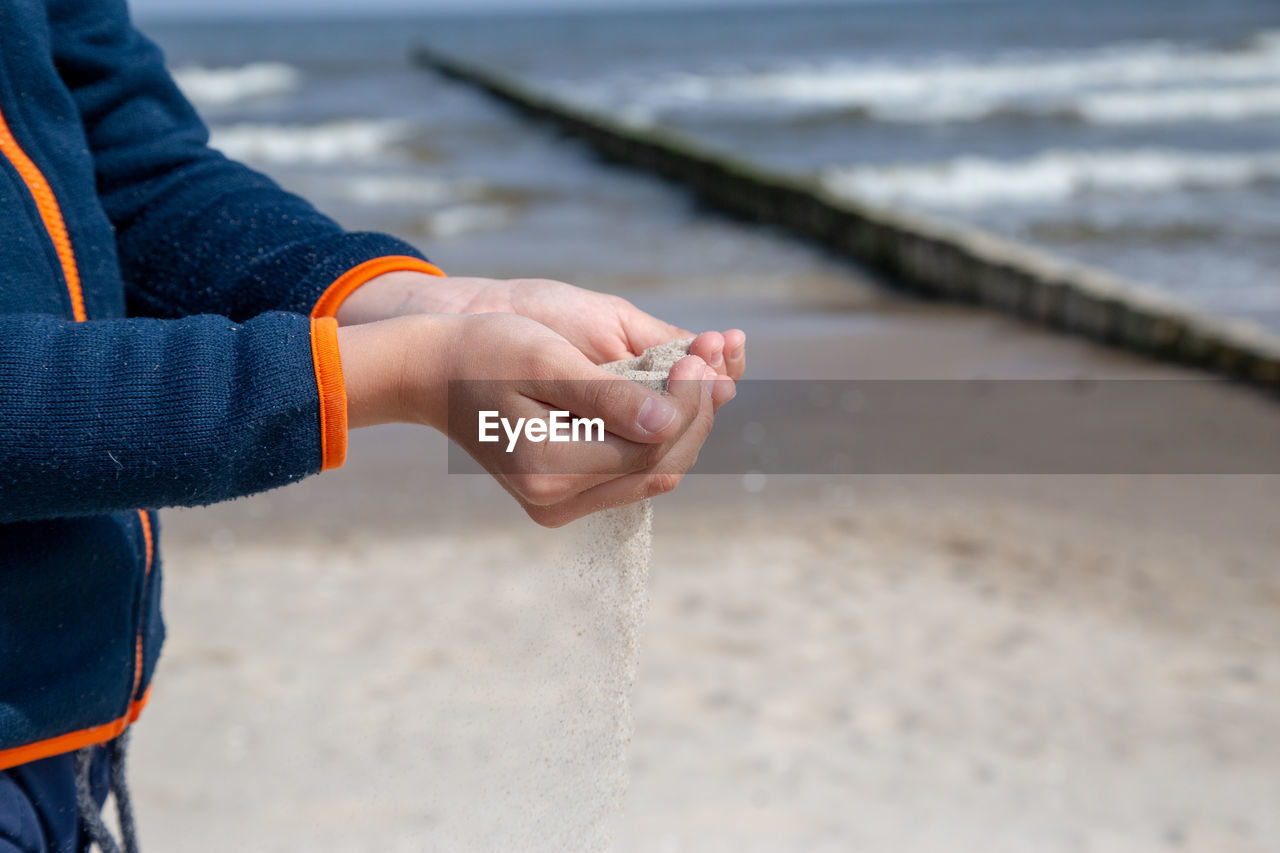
73, 732, 139, 853
108, 731, 140, 853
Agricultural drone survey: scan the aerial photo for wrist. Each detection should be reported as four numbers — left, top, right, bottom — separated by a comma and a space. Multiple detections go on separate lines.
396, 314, 461, 432
334, 271, 474, 325
336, 314, 456, 429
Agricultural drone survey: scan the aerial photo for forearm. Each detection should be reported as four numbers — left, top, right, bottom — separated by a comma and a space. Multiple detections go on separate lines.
114, 164, 439, 321
0, 312, 332, 522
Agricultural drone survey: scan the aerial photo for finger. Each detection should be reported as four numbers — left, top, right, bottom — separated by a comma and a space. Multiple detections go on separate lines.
707, 369, 736, 410
688, 331, 726, 375
522, 364, 718, 527
490, 358, 710, 508
511, 354, 709, 512
535, 355, 712, 483
457, 384, 659, 503
524, 348, 707, 445
492, 423, 667, 506
722, 329, 746, 381
665, 353, 713, 412
614, 298, 693, 355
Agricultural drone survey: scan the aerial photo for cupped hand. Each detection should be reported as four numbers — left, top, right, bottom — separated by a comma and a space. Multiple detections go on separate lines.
341, 311, 720, 526
336, 272, 745, 390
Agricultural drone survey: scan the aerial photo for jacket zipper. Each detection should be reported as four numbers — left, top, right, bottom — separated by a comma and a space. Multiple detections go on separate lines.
0, 99, 153, 709
0, 103, 86, 321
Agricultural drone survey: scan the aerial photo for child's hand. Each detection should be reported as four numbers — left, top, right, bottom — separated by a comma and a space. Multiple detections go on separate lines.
440, 277, 747, 386
337, 312, 724, 526
336, 272, 746, 387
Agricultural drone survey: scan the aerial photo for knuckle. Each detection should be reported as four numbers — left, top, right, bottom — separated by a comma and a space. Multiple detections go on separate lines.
523, 505, 552, 527
646, 471, 683, 498
601, 376, 633, 408
526, 505, 571, 528
586, 377, 630, 421
697, 397, 718, 429
511, 473, 570, 507
636, 441, 667, 471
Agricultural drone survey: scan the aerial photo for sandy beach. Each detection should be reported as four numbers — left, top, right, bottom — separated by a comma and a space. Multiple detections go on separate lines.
126, 285, 1280, 852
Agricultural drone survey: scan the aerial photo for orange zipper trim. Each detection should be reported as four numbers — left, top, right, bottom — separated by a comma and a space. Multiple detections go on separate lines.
131, 510, 155, 704
0, 101, 155, 758
0, 103, 86, 322
0, 689, 152, 771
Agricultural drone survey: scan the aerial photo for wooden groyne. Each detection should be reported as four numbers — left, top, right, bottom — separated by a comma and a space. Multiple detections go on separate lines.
412, 47, 1280, 388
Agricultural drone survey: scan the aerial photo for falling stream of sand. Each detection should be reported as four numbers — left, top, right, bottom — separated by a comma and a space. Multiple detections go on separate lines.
578, 339, 694, 850
412, 340, 693, 852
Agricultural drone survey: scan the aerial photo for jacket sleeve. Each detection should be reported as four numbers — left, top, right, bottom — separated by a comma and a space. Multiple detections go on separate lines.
48, 0, 443, 322
0, 311, 350, 523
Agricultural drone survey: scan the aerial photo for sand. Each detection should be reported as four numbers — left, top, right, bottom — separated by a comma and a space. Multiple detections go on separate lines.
104, 289, 1280, 850
599, 338, 696, 392
559, 338, 692, 850
129, 472, 1280, 853
122, 320, 1279, 852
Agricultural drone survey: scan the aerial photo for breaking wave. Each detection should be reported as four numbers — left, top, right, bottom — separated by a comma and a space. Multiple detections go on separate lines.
824, 148, 1280, 208
172, 63, 300, 109
417, 205, 510, 239
333, 175, 479, 206
208, 120, 408, 165
570, 30, 1280, 126
1077, 83, 1280, 124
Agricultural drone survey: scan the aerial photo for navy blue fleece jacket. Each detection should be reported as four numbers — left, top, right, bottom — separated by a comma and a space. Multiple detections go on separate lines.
0, 0, 443, 765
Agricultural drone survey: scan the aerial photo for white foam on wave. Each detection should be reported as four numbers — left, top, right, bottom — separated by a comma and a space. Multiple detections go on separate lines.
335, 175, 480, 206
577, 30, 1280, 125
208, 120, 407, 165
418, 204, 510, 239
825, 148, 1280, 208
1079, 83, 1280, 124
172, 63, 300, 108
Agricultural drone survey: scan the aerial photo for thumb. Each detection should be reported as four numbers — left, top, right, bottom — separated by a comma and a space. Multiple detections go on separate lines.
523, 346, 705, 445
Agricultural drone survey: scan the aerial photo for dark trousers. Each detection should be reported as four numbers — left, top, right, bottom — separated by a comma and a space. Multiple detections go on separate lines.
0, 749, 108, 853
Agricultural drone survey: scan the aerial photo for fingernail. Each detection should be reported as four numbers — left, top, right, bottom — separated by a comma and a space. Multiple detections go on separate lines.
638, 396, 677, 434
710, 350, 724, 369
703, 368, 717, 397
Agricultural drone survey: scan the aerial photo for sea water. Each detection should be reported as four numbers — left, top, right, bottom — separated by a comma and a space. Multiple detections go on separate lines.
145, 0, 1280, 332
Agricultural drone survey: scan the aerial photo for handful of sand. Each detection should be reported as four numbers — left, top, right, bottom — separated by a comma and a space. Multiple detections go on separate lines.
598, 337, 696, 391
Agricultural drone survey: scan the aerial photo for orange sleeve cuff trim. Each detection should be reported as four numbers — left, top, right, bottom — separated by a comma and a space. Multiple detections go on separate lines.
311, 317, 349, 472
310, 255, 446, 320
